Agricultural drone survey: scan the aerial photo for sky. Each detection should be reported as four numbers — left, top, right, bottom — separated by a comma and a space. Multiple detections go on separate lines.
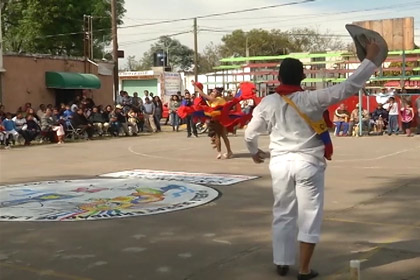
116, 0, 420, 66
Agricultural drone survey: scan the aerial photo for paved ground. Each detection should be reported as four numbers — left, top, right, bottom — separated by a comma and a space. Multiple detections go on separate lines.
0, 128, 419, 280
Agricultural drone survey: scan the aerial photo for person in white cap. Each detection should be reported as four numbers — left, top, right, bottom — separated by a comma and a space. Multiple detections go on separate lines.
244, 39, 381, 279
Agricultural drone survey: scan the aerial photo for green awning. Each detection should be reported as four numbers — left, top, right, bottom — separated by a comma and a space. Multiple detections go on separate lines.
45, 72, 101, 89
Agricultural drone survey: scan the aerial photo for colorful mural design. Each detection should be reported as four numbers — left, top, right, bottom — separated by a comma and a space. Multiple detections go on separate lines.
100, 169, 258, 186
0, 179, 218, 222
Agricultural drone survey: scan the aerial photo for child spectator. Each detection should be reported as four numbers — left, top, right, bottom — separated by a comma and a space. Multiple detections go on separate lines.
401, 103, 414, 137
384, 97, 399, 135
333, 104, 350, 136
127, 109, 139, 136
3, 113, 19, 147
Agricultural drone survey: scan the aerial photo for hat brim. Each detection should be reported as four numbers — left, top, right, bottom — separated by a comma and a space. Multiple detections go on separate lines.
345, 24, 388, 67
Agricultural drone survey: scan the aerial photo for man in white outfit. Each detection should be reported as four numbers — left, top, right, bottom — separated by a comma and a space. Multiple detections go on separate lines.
244, 41, 380, 279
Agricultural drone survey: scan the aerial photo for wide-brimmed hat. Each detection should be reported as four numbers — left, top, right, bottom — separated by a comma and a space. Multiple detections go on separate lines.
345, 24, 388, 67
115, 104, 123, 109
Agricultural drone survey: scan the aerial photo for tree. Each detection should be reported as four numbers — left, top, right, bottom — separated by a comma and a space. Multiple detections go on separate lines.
125, 55, 140, 71
198, 42, 222, 74
139, 36, 194, 71
218, 28, 345, 59
220, 29, 293, 58
287, 28, 345, 52
1, 0, 126, 58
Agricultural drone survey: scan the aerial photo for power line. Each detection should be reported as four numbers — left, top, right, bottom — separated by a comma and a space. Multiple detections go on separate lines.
118, 30, 192, 46
117, 0, 315, 30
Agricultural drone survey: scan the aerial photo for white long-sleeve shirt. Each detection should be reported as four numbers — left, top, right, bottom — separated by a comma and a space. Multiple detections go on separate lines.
244, 59, 377, 164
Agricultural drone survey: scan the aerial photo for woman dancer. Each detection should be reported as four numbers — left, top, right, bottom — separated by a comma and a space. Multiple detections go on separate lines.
195, 85, 233, 159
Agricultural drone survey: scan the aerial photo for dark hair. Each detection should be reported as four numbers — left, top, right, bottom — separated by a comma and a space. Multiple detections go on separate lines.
278, 58, 304, 86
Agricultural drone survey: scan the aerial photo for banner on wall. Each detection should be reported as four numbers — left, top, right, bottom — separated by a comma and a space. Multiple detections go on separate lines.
164, 72, 181, 96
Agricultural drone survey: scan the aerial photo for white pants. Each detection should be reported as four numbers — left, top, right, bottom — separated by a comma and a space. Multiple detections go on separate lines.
269, 154, 325, 265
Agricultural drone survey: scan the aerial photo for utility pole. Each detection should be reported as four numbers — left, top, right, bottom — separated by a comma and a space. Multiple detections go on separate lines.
193, 18, 198, 82
83, 15, 89, 72
111, 0, 119, 102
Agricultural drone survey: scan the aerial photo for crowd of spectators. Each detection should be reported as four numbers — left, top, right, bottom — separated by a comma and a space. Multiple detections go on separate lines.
333, 94, 420, 137
1, 87, 419, 149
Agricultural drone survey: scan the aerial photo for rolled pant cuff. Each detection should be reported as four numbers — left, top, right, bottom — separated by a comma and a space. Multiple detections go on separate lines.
298, 233, 320, 244
273, 260, 295, 266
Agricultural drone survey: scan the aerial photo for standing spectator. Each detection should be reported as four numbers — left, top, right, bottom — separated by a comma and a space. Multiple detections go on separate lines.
333, 104, 350, 136
3, 113, 19, 146
143, 90, 151, 103
416, 96, 420, 134
132, 92, 143, 109
89, 106, 109, 136
182, 92, 198, 138
72, 108, 94, 139
143, 97, 157, 132
116, 90, 124, 105
40, 108, 56, 142
384, 97, 399, 135
122, 91, 132, 113
153, 96, 163, 132
401, 103, 415, 137
37, 104, 46, 119
21, 114, 40, 145
169, 95, 181, 131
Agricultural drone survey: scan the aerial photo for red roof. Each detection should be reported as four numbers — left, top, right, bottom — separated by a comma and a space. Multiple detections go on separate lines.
384, 80, 420, 89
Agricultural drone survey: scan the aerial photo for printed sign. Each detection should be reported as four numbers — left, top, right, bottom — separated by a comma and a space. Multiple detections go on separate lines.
164, 72, 181, 96
0, 179, 219, 222
100, 170, 258, 186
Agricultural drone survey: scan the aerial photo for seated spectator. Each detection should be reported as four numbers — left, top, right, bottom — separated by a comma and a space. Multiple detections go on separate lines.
103, 105, 113, 123
349, 103, 369, 136
3, 113, 19, 147
109, 105, 129, 136
37, 104, 46, 119
0, 118, 6, 146
127, 109, 139, 136
21, 114, 40, 145
72, 108, 94, 140
371, 104, 388, 134
52, 108, 62, 124
0, 104, 5, 120
12, 112, 27, 135
62, 105, 73, 127
89, 106, 109, 136
333, 104, 350, 136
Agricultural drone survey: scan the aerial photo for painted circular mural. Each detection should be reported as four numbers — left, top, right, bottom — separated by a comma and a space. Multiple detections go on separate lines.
0, 178, 219, 222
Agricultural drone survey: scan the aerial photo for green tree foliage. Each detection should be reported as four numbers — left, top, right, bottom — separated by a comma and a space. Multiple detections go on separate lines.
219, 28, 345, 58
1, 0, 126, 58
139, 36, 194, 71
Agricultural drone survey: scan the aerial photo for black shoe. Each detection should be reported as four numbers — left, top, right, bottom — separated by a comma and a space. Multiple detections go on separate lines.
187, 134, 192, 138
276, 265, 289, 276
297, 269, 318, 280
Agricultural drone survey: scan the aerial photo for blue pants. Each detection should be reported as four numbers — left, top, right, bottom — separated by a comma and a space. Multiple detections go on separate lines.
387, 115, 399, 134
334, 122, 349, 135
171, 112, 179, 128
